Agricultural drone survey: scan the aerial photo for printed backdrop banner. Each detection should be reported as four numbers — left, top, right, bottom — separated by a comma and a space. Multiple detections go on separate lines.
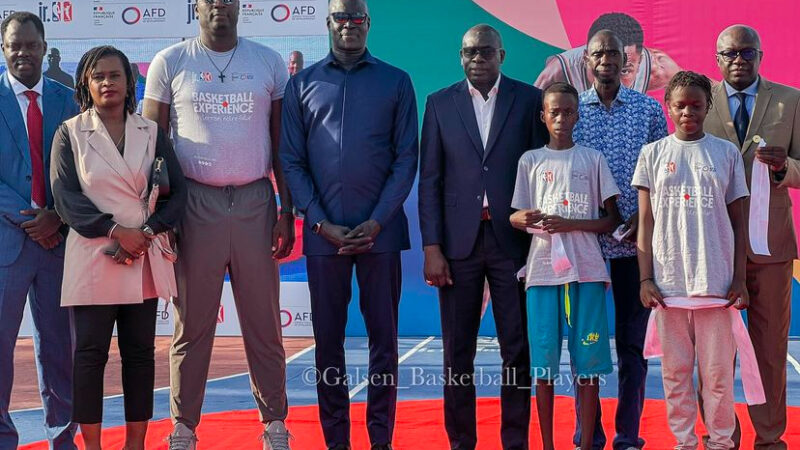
21, 282, 313, 337
0, 0, 326, 38
8, 0, 800, 337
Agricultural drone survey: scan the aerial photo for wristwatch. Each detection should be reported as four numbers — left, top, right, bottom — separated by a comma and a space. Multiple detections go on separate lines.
311, 220, 325, 234
141, 225, 155, 236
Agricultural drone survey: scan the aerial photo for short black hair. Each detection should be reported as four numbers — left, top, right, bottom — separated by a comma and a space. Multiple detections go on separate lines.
464, 23, 503, 48
587, 12, 643, 51
75, 46, 136, 115
1, 12, 45, 42
664, 70, 713, 108
543, 82, 580, 106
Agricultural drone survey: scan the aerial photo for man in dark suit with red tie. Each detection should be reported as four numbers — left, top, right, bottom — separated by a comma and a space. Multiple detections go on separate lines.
418, 24, 547, 450
0, 12, 79, 450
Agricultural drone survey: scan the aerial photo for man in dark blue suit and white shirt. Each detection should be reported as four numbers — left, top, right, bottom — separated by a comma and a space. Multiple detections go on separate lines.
0, 12, 79, 450
279, 1, 418, 449
418, 24, 547, 450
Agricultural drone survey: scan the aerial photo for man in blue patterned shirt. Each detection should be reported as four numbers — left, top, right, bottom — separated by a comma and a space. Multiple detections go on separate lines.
571, 30, 667, 450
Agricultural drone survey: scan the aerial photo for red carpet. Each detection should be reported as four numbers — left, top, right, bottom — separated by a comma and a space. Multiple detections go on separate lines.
21, 397, 800, 449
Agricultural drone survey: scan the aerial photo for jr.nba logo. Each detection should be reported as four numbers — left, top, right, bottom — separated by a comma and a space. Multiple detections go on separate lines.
666, 161, 676, 174
201, 72, 213, 82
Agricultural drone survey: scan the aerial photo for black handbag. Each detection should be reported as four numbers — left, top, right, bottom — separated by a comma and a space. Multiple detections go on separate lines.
149, 156, 170, 199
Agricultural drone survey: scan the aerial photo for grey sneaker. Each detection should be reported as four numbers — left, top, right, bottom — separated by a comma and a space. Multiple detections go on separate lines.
167, 423, 197, 450
262, 420, 292, 450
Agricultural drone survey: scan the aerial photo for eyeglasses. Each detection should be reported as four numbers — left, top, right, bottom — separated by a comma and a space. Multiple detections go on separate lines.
331, 12, 368, 25
461, 47, 500, 59
202, 0, 236, 5
717, 48, 761, 62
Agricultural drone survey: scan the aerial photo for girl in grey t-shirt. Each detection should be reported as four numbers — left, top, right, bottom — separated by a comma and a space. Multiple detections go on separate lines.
633, 71, 750, 450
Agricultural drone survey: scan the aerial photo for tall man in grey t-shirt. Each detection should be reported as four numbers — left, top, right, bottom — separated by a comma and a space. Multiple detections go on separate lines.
143, 1, 295, 449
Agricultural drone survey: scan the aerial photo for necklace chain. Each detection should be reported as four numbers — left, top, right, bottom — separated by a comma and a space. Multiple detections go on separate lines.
199, 37, 238, 83
114, 132, 125, 150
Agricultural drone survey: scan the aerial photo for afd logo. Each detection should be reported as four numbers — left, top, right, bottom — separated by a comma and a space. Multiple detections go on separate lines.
270, 4, 316, 22
38, 1, 72, 23
122, 6, 166, 25
281, 309, 312, 327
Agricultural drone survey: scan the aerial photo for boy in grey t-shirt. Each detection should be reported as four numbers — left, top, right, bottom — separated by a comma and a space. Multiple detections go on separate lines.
633, 71, 750, 450
511, 83, 622, 450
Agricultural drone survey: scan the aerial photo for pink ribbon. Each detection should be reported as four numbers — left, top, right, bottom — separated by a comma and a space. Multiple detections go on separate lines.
526, 227, 573, 274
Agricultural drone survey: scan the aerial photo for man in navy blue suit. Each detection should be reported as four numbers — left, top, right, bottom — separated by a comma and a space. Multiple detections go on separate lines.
0, 12, 79, 449
279, 1, 418, 449
419, 24, 547, 450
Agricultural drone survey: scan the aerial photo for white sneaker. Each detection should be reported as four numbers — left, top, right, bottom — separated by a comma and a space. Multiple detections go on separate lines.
262, 420, 292, 450
168, 423, 198, 450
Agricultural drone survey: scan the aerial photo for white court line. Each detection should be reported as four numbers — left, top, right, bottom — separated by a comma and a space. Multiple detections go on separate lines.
348, 336, 435, 399
787, 352, 800, 376
9, 343, 316, 414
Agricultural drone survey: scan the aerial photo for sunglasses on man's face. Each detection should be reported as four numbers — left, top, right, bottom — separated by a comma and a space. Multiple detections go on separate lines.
717, 48, 761, 62
331, 12, 368, 25
461, 47, 500, 59
201, 0, 236, 5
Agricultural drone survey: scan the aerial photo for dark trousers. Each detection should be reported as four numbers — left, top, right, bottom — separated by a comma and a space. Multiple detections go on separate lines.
72, 299, 158, 424
306, 252, 401, 448
440, 221, 530, 450
700, 260, 792, 450
574, 256, 649, 449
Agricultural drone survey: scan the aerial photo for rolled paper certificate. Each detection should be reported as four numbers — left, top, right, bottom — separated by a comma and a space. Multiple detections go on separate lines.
526, 226, 573, 274
749, 135, 771, 256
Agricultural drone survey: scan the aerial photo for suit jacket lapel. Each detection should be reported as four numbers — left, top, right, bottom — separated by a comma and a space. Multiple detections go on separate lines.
42, 78, 66, 165
744, 79, 773, 154
123, 115, 152, 196
453, 81, 484, 159
83, 111, 140, 193
0, 73, 32, 169
711, 83, 740, 148
483, 76, 514, 162
42, 77, 67, 205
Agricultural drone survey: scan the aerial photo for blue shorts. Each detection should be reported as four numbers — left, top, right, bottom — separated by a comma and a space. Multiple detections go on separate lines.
526, 282, 613, 379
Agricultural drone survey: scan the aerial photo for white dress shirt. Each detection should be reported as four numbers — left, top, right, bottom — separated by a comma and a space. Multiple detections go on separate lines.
467, 74, 501, 208
9, 73, 44, 137
724, 77, 758, 120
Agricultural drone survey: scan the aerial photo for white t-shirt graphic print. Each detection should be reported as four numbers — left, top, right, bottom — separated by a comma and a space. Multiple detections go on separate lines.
512, 145, 620, 288
631, 134, 749, 299
145, 38, 288, 187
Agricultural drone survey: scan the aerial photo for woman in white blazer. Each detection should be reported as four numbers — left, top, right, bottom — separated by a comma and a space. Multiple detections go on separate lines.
51, 46, 186, 450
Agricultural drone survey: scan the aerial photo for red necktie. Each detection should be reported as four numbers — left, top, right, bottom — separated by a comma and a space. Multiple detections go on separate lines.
24, 90, 45, 208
